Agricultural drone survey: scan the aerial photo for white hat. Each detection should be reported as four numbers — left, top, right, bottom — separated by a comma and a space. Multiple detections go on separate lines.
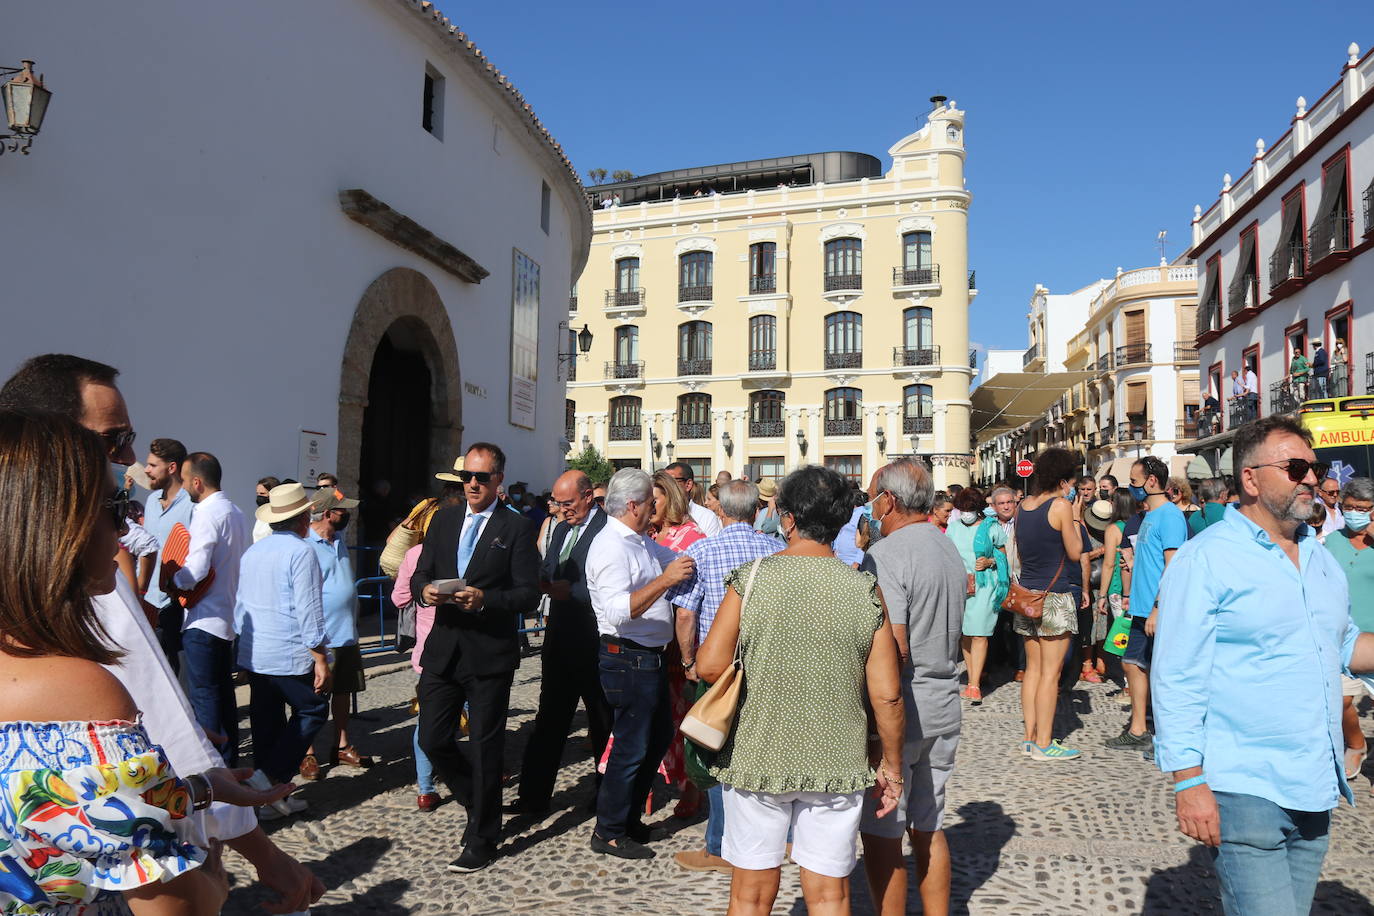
1083, 498, 1115, 533
435, 456, 465, 483
255, 482, 315, 524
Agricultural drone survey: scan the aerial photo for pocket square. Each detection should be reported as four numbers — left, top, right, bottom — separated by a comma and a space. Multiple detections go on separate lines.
492, 537, 509, 550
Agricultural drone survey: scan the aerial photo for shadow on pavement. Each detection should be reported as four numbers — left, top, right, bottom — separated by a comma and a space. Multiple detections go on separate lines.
1141, 845, 1374, 915
225, 836, 398, 915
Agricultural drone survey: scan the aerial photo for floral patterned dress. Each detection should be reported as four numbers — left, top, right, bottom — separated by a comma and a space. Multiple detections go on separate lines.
0, 719, 205, 915
655, 520, 705, 788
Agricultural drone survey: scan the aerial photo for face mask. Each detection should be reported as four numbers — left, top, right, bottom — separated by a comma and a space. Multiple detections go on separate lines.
1345, 511, 1371, 533
334, 511, 351, 531
983, 506, 996, 518
256, 494, 270, 506
960, 510, 978, 524
1128, 484, 1147, 502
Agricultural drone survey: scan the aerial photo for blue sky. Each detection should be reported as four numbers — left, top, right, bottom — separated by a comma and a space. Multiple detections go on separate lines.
455, 2, 1374, 354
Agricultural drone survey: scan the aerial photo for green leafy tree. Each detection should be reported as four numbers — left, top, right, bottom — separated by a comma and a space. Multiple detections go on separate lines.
566, 445, 615, 485
586, 167, 608, 185
610, 170, 636, 182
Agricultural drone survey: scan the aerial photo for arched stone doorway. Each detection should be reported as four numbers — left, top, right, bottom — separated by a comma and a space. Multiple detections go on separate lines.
338, 267, 462, 545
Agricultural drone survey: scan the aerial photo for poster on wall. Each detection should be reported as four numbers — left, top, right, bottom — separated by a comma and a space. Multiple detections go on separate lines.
509, 249, 540, 429
298, 430, 328, 484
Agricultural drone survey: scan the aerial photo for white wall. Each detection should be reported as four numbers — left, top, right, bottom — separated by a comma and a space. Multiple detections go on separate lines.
2, 0, 587, 505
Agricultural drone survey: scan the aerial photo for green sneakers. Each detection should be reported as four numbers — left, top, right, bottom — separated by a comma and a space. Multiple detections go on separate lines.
1104, 728, 1154, 751
1029, 740, 1082, 761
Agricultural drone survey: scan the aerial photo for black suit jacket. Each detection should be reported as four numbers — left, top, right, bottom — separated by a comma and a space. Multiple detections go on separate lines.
413, 502, 539, 678
541, 508, 608, 651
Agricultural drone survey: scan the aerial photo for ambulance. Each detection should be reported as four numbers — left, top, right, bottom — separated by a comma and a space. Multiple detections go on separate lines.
1300, 395, 1374, 486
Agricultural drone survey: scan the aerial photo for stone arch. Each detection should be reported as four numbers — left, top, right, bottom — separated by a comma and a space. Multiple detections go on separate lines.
338, 267, 462, 508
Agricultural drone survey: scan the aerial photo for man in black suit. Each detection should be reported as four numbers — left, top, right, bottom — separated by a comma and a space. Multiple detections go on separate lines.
413, 442, 539, 873
514, 470, 612, 813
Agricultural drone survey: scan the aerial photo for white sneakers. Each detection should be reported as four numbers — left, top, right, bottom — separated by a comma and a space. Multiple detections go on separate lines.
247, 768, 306, 818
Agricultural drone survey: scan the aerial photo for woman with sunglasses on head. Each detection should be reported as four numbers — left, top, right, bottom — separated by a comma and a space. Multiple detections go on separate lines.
0, 410, 294, 915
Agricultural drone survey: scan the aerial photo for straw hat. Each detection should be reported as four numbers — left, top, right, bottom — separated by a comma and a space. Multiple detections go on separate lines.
435, 456, 465, 483
255, 482, 315, 524
1083, 498, 1115, 533
756, 479, 777, 499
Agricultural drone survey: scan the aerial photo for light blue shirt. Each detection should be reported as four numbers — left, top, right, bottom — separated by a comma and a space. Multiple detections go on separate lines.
143, 487, 193, 608
234, 530, 326, 676
308, 528, 357, 648
1129, 501, 1187, 616
1153, 505, 1359, 812
832, 507, 866, 566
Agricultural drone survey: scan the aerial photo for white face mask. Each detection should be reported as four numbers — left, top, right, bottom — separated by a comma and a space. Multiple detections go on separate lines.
960, 510, 978, 524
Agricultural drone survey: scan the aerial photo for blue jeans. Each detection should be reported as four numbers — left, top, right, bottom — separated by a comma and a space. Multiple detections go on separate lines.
595, 642, 673, 841
706, 783, 725, 856
248, 672, 329, 784
1211, 791, 1330, 916
414, 726, 436, 795
182, 628, 238, 766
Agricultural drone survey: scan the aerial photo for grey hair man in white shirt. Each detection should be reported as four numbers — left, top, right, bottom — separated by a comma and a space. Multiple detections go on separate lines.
585, 468, 695, 860
664, 461, 723, 537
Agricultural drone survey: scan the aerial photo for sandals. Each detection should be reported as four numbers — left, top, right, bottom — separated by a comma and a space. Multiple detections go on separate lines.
1345, 745, 1367, 780
1079, 663, 1103, 684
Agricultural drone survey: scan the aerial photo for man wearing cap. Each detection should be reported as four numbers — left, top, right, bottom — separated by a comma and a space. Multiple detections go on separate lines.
413, 443, 540, 873
235, 482, 333, 819
303, 487, 373, 778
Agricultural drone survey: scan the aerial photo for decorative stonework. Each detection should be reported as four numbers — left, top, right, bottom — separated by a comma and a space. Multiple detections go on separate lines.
612, 243, 643, 259
748, 228, 778, 241
338, 190, 488, 284
675, 236, 717, 255
897, 216, 936, 234
818, 222, 867, 243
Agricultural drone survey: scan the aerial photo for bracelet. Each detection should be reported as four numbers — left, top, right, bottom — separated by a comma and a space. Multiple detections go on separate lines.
879, 763, 904, 786
1173, 775, 1207, 793
187, 773, 214, 811
681, 657, 695, 669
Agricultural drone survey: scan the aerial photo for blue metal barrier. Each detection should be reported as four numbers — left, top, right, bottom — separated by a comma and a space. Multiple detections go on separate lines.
355, 574, 397, 657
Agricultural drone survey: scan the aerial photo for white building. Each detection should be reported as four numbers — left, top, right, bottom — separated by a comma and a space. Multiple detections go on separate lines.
1185, 42, 1374, 467
2, 0, 591, 539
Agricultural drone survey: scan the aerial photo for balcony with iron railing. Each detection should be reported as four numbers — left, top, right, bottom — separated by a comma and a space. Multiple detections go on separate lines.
604, 360, 644, 379
677, 357, 712, 376
968, 270, 977, 290
749, 420, 785, 438
903, 415, 933, 435
1174, 343, 1199, 362
1196, 411, 1221, 438
565, 422, 576, 442
1308, 212, 1353, 264
825, 351, 863, 370
1176, 418, 1199, 440
1366, 187, 1374, 238
1117, 420, 1154, 442
1228, 398, 1250, 428
892, 345, 940, 367
823, 272, 863, 293
1228, 274, 1259, 317
1023, 342, 1044, 369
569, 294, 578, 313
1115, 343, 1152, 367
747, 351, 777, 372
1098, 425, 1114, 444
1095, 353, 1114, 373
609, 424, 641, 441
678, 284, 713, 303
1269, 243, 1306, 290
1326, 363, 1352, 398
1087, 431, 1098, 449
969, 349, 978, 369
604, 287, 645, 311
825, 417, 863, 436
749, 275, 776, 295
677, 421, 712, 439
892, 265, 940, 288
1269, 380, 1301, 415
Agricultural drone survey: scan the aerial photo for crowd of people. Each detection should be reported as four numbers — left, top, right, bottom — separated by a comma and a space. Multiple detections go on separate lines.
1, 351, 1373, 915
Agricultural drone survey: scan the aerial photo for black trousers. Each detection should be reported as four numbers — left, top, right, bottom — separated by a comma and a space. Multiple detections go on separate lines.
418, 668, 514, 851
518, 637, 612, 808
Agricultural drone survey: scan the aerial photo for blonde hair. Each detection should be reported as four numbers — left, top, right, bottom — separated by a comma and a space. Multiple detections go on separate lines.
1167, 476, 1194, 505
652, 470, 691, 527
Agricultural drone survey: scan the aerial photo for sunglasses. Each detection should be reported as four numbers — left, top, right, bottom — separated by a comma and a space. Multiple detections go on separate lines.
455, 470, 494, 484
100, 427, 136, 455
104, 488, 130, 529
1247, 458, 1330, 483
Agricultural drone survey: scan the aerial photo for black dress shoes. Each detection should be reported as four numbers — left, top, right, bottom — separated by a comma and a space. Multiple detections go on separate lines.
446, 844, 495, 873
590, 834, 655, 860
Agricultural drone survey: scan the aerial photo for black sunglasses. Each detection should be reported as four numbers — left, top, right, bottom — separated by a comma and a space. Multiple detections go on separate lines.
1247, 458, 1330, 483
104, 488, 130, 529
100, 428, 136, 455
456, 470, 493, 484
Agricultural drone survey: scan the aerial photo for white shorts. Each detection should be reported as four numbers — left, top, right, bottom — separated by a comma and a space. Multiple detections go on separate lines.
721, 786, 864, 878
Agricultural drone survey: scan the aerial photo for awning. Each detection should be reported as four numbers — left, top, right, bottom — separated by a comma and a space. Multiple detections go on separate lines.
971, 371, 1098, 444
1176, 427, 1236, 454
1218, 447, 1234, 475
1096, 456, 1136, 483
1185, 455, 1214, 479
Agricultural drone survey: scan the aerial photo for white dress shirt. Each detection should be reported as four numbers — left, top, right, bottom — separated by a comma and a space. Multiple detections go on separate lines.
585, 514, 680, 646
1245, 370, 1259, 395
1321, 503, 1346, 539
94, 577, 256, 845
688, 500, 722, 537
171, 490, 251, 640
119, 520, 160, 557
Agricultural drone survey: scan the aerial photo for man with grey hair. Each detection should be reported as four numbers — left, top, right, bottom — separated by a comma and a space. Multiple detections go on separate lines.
858, 459, 968, 916
1189, 477, 1229, 537
667, 478, 783, 873
585, 469, 695, 859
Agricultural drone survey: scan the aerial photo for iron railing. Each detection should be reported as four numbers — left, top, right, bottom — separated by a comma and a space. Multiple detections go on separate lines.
1269, 380, 1301, 415
749, 420, 785, 438
893, 345, 941, 367
678, 284, 713, 303
825, 418, 863, 436
1308, 212, 1353, 263
968, 270, 977, 290
1176, 418, 1199, 440
823, 273, 863, 292
748, 351, 776, 371
1228, 398, 1251, 427
1115, 343, 1152, 366
1098, 425, 1114, 444
1087, 432, 1098, 449
569, 295, 578, 312
605, 288, 645, 309
1228, 274, 1260, 316
1023, 342, 1044, 368
1117, 421, 1154, 442
749, 275, 776, 295
903, 416, 933, 435
677, 421, 712, 439
605, 360, 644, 379
892, 265, 940, 287
677, 358, 712, 376
1096, 353, 1113, 373
969, 349, 978, 369
609, 424, 641, 441
1269, 244, 1306, 289
1197, 412, 1221, 438
1326, 365, 1351, 398
1365, 186, 1374, 238
825, 351, 863, 369
1174, 344, 1198, 362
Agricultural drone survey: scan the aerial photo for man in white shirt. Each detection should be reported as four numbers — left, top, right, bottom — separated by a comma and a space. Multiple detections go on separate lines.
663, 461, 722, 537
1318, 473, 1346, 539
1244, 366, 1260, 422
585, 468, 694, 860
0, 353, 322, 913
167, 451, 251, 765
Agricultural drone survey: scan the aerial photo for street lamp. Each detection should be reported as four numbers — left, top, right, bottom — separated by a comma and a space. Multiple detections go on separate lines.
721, 430, 732, 456
665, 441, 675, 462
1133, 429, 1143, 458
557, 321, 593, 373
875, 427, 886, 454
795, 427, 807, 456
1, 61, 51, 156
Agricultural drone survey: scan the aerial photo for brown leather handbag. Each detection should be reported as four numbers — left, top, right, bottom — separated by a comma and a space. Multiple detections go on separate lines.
1001, 555, 1065, 620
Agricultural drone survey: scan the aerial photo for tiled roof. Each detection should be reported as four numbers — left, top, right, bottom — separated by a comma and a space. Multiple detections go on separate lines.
400, 0, 587, 209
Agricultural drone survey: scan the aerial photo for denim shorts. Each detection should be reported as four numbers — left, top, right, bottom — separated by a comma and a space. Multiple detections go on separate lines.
1122, 615, 1153, 670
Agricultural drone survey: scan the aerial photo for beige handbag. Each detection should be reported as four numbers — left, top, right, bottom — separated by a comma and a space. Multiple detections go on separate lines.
679, 557, 763, 751
379, 498, 438, 578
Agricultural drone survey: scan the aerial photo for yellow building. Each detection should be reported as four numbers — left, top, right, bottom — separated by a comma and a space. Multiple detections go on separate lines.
565, 101, 975, 488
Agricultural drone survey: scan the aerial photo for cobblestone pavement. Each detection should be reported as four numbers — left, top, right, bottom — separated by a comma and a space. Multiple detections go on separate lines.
222, 654, 1374, 915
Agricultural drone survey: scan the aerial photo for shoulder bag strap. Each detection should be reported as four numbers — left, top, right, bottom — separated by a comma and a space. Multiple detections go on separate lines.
734, 557, 765, 664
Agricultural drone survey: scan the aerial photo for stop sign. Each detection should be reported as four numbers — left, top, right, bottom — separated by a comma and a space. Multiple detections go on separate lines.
1015, 458, 1034, 478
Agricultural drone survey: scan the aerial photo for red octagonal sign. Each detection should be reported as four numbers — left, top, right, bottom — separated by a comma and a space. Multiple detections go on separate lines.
1015, 459, 1034, 478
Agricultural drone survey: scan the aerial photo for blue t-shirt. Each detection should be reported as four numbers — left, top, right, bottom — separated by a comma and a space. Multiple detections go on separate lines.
1129, 502, 1187, 617
307, 529, 358, 647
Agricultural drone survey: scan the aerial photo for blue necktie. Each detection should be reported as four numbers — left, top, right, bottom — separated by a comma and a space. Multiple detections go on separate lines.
457, 514, 484, 577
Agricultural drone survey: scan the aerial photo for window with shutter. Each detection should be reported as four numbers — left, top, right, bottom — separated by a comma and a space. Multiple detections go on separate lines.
1198, 257, 1222, 337
1126, 382, 1147, 417
1309, 153, 1351, 261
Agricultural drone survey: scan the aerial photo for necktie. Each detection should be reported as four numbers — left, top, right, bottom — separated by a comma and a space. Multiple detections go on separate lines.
558, 524, 581, 563
457, 514, 484, 576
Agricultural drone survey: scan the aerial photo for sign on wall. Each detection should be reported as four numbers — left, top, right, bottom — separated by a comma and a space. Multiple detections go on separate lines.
299, 430, 328, 483
510, 249, 540, 429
